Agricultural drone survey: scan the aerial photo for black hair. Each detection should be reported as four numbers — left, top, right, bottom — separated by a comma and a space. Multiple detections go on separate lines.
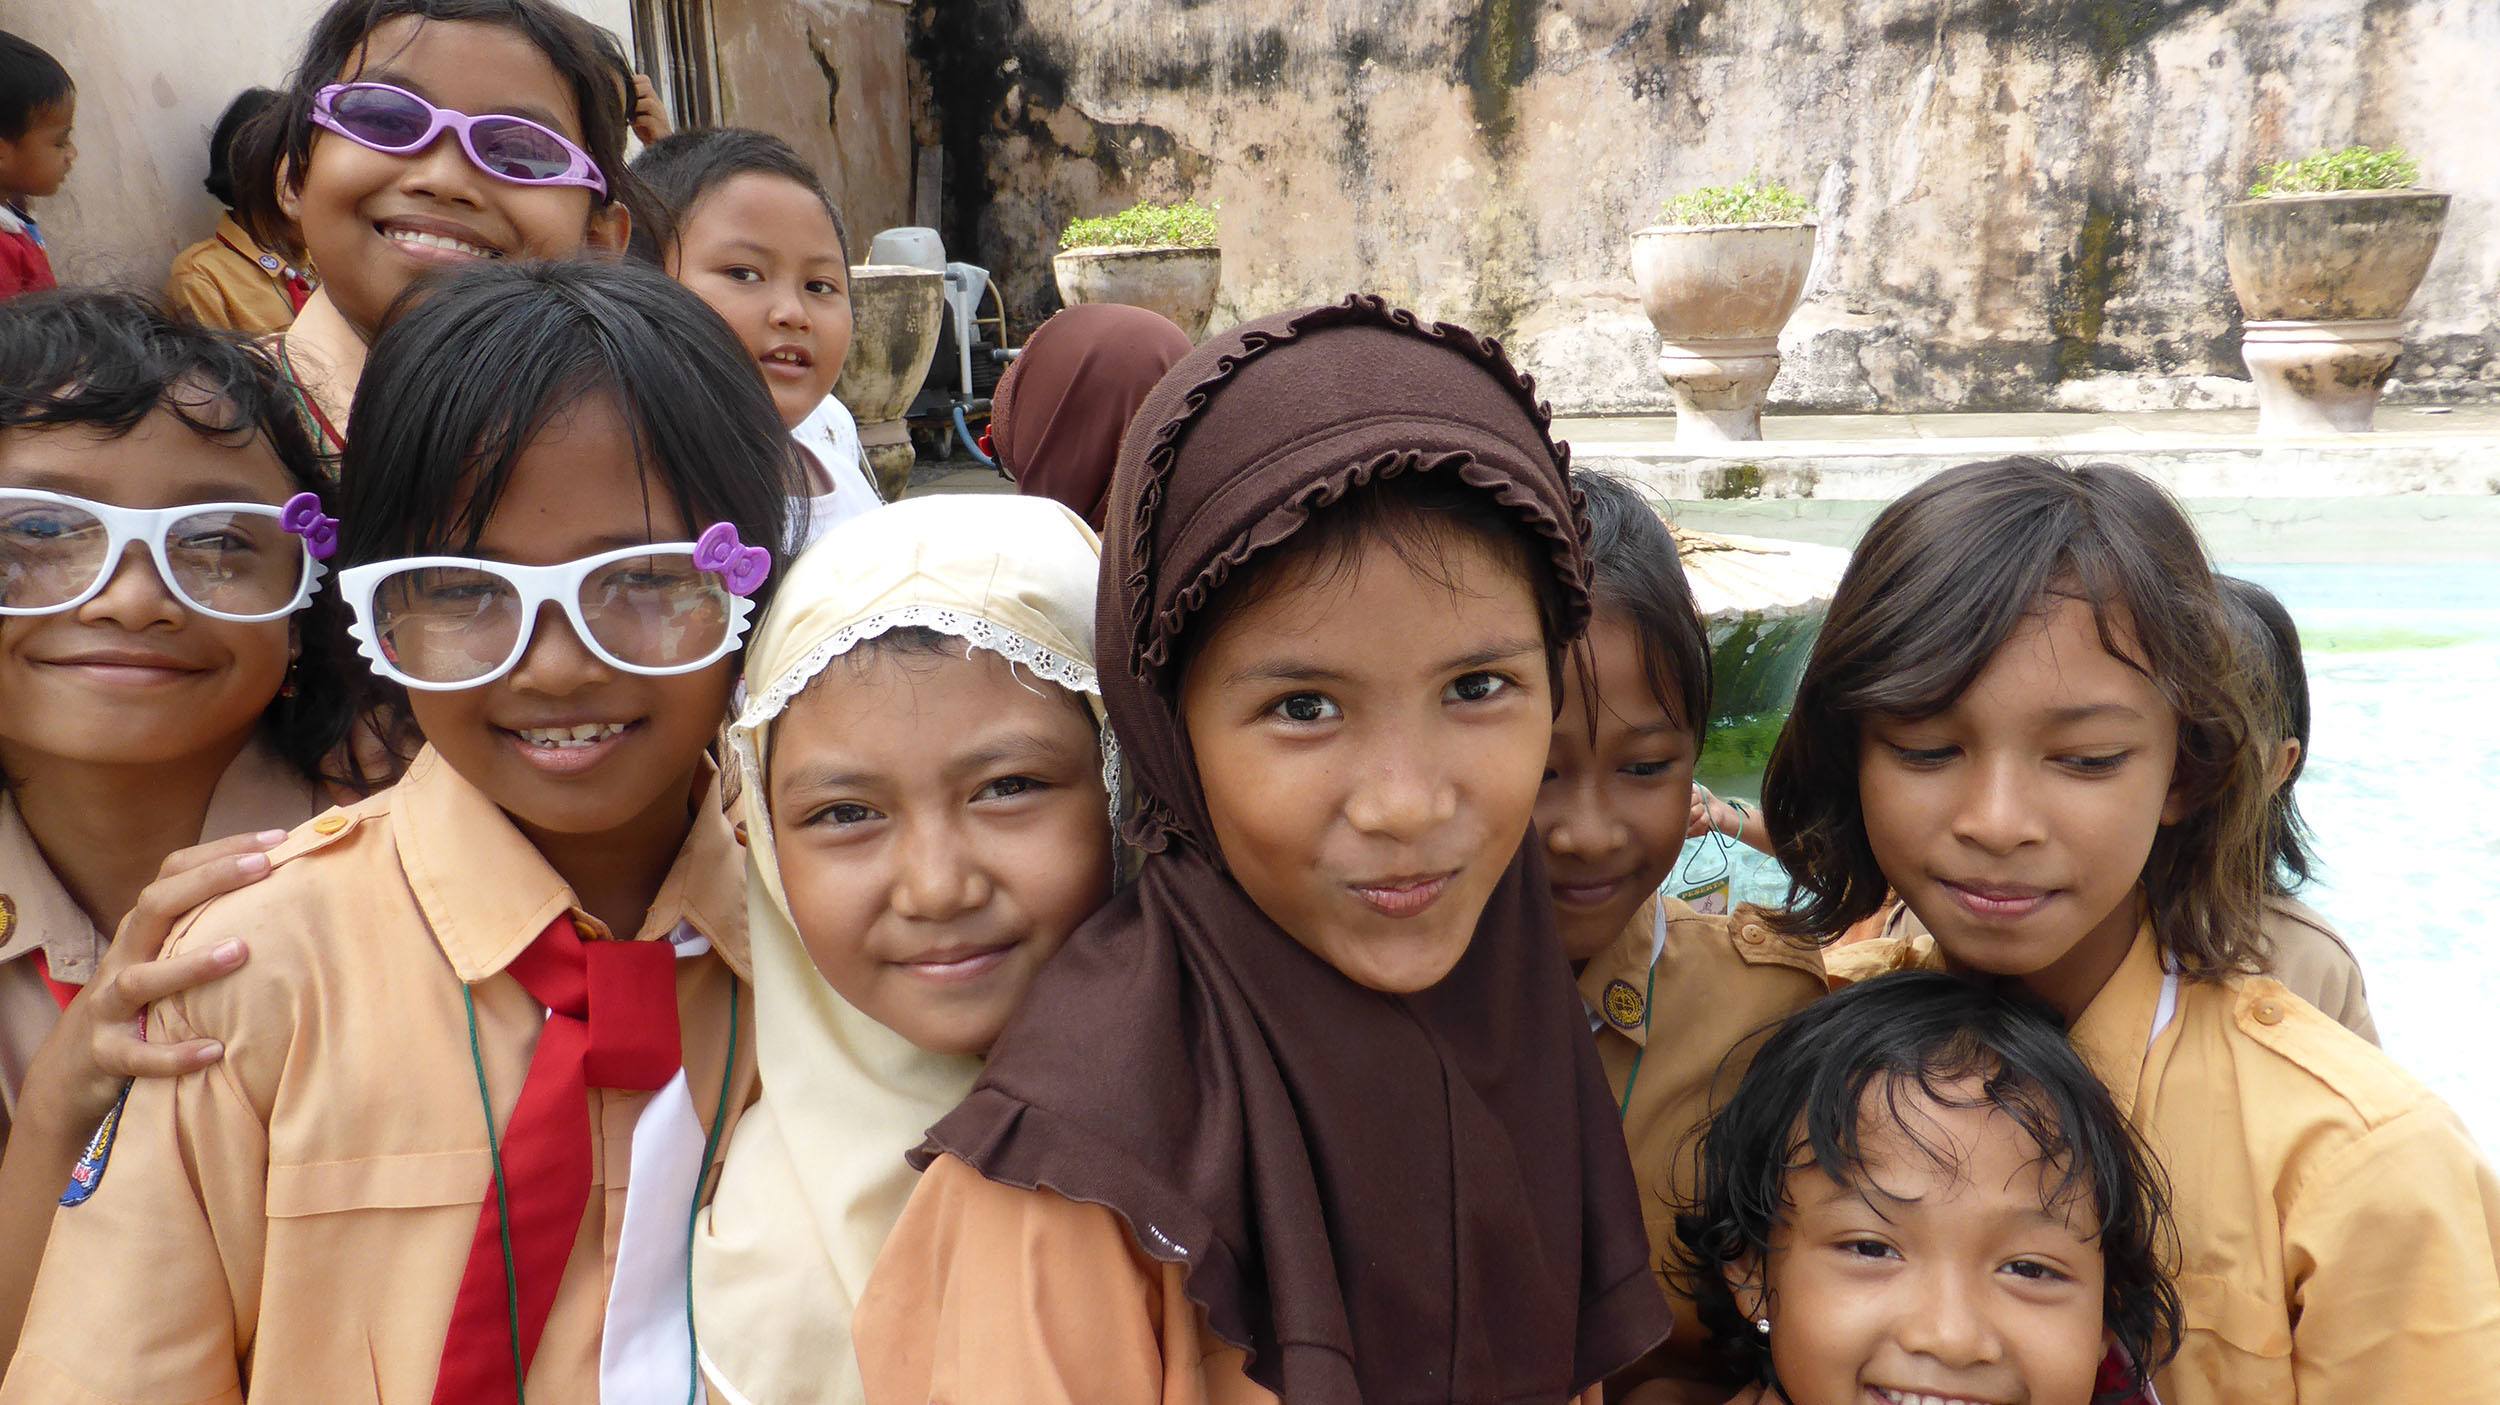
232, 0, 649, 250
2219, 575, 2316, 895
0, 31, 71, 144
626, 126, 849, 267
1577, 469, 1712, 735
205, 87, 283, 210
1673, 971, 2185, 1393
1762, 457, 2272, 977
338, 257, 799, 603
0, 290, 358, 792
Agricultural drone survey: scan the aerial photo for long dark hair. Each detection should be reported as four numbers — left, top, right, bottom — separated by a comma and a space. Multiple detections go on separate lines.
2219, 575, 2316, 895
1762, 457, 2271, 976
338, 258, 798, 594
232, 0, 649, 250
1673, 970, 2185, 1393
0, 290, 359, 791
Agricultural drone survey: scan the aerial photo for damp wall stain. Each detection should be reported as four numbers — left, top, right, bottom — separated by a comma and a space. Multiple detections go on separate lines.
911, 0, 2500, 412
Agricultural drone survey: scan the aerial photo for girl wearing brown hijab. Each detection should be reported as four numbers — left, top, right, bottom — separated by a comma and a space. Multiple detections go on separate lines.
988, 302, 1194, 529
852, 296, 1672, 1404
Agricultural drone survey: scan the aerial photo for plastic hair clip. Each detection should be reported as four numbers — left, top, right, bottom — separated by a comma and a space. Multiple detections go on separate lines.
280, 492, 340, 560
693, 521, 772, 597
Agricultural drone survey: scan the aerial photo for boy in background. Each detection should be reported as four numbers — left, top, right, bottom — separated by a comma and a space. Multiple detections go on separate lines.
0, 31, 72, 298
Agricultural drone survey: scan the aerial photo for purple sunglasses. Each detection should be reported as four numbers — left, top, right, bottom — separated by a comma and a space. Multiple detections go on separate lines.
310, 82, 608, 198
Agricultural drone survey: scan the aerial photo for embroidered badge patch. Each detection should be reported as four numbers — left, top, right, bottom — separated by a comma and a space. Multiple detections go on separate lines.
59, 1083, 130, 1208
1601, 977, 1646, 1031
0, 893, 16, 945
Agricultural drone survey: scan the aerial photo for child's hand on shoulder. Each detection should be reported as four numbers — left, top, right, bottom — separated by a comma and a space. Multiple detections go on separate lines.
18, 831, 281, 1131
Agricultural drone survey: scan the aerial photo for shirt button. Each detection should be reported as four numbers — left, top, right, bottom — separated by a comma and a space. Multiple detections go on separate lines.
2255, 999, 2285, 1026
312, 814, 348, 835
1741, 927, 1768, 945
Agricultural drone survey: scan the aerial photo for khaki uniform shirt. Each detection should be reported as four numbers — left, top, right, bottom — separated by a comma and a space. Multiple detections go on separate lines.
2, 748, 756, 1405
1834, 893, 2379, 1043
1828, 926, 2500, 1403
162, 216, 302, 338
0, 740, 319, 1141
1579, 899, 1823, 1374
853, 1156, 1608, 1405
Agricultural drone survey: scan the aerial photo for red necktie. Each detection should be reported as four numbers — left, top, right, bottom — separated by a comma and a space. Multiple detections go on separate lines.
432, 915, 682, 1405
31, 950, 79, 1011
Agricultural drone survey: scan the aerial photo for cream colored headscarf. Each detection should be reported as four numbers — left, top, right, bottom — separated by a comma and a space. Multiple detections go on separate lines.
693, 493, 1108, 1405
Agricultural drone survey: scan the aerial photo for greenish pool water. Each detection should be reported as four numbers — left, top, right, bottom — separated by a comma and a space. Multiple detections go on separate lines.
1684, 561, 2500, 1151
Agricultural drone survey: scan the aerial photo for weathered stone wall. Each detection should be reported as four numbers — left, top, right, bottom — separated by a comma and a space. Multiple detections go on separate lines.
913, 0, 2500, 413
712, 0, 917, 243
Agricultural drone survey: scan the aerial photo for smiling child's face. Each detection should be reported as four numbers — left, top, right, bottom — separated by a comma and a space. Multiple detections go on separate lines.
286, 17, 625, 336
1745, 1080, 2111, 1405
668, 172, 853, 431
1538, 609, 1697, 963
1179, 527, 1552, 994
403, 394, 735, 841
768, 643, 1110, 1055
1858, 594, 2183, 1019
0, 405, 294, 777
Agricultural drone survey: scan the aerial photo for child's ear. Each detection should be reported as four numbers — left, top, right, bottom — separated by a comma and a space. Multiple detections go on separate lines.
584, 202, 631, 254
2269, 738, 2303, 794
1722, 1253, 1769, 1323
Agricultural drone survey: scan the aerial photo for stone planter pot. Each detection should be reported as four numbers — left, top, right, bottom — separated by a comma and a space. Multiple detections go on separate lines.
1052, 245, 1222, 340
2222, 190, 2450, 435
832, 263, 945, 501
1629, 222, 1818, 443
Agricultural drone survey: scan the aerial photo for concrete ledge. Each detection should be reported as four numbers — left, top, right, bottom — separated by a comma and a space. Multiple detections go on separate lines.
1559, 407, 2500, 500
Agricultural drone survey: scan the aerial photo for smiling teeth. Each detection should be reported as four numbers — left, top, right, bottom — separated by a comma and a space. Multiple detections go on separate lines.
387, 228, 499, 258
517, 722, 625, 749
765, 350, 807, 364
1875, 1390, 1993, 1405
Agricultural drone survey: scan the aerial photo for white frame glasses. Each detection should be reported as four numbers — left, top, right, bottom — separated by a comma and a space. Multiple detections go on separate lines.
339, 543, 762, 691
0, 489, 329, 623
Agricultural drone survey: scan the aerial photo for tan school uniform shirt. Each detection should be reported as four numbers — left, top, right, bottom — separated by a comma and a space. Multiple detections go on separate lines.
162, 215, 303, 338
1578, 898, 1823, 1369
0, 738, 319, 1143
1835, 892, 2379, 1044
1826, 924, 2500, 1404
852, 1156, 1608, 1405
1, 747, 757, 1405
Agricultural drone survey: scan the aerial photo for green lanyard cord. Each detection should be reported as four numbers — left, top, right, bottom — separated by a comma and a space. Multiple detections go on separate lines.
461, 986, 531, 1404
683, 980, 740, 1405
462, 970, 743, 1405
1614, 953, 1660, 1123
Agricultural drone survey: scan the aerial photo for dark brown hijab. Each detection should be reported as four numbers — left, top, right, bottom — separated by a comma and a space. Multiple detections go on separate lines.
917, 296, 1671, 1403
991, 302, 1195, 530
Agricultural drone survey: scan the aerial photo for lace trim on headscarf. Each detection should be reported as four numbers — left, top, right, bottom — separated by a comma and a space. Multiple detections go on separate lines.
728, 606, 1119, 858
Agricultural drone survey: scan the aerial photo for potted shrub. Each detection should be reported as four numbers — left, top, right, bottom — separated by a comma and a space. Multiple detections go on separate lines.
1629, 178, 1818, 443
833, 262, 946, 501
1052, 199, 1222, 340
2223, 146, 2449, 434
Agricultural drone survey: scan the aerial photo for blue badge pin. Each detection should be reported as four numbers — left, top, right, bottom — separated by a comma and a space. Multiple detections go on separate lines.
59, 1082, 130, 1208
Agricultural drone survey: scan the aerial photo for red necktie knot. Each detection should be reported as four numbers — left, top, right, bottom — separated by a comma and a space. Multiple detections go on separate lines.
582, 938, 681, 1090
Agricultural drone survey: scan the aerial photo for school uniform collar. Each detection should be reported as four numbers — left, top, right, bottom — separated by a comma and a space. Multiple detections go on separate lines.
213, 213, 296, 283
2065, 923, 2166, 1118
1577, 895, 1666, 1048
390, 747, 749, 986
0, 739, 315, 983
0, 790, 100, 980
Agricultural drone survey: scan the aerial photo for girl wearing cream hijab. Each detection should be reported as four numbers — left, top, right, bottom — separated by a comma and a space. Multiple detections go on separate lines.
694, 493, 1116, 1405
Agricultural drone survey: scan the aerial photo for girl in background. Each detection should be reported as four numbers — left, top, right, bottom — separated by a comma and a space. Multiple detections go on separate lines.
631, 126, 878, 548
232, 0, 641, 458
988, 302, 1192, 532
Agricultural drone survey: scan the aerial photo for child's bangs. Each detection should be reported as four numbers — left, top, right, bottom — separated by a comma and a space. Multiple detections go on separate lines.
1803, 1053, 2105, 1241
